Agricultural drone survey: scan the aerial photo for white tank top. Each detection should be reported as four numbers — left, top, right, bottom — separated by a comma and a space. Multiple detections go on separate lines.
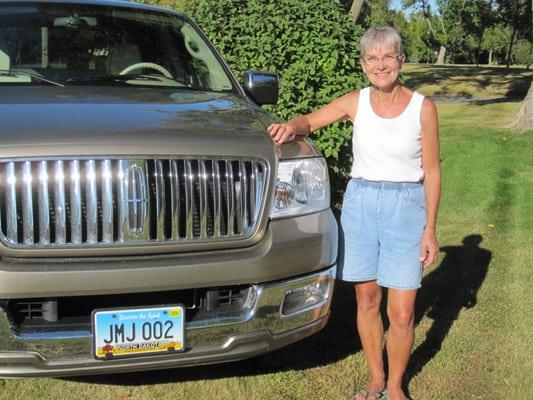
351, 87, 425, 182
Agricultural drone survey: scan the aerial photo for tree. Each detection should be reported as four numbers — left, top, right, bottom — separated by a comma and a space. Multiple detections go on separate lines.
513, 39, 533, 68
482, 24, 512, 64
402, 0, 445, 63
506, 0, 532, 131
349, 0, 365, 22
496, 0, 531, 68
507, 81, 533, 132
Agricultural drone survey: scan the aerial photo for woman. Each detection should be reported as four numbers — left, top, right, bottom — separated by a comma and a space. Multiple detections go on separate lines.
267, 27, 440, 400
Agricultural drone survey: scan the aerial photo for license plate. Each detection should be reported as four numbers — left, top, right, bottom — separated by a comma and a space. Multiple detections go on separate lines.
92, 305, 185, 359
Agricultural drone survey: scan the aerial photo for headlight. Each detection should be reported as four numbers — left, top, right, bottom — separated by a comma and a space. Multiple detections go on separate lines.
270, 158, 330, 219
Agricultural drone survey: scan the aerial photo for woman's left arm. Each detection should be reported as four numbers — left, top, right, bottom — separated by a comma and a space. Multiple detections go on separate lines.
420, 98, 441, 268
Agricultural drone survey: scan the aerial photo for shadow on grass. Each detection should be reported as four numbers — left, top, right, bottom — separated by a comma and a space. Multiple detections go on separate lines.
404, 234, 491, 397
505, 75, 531, 98
402, 65, 532, 99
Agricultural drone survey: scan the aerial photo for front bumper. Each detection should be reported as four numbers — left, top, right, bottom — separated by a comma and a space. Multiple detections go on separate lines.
0, 266, 335, 377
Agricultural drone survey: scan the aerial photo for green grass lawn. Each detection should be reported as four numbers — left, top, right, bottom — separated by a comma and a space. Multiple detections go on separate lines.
1, 69, 532, 399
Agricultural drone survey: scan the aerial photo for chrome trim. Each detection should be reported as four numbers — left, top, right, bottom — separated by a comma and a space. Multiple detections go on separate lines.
0, 157, 268, 249
0, 266, 336, 377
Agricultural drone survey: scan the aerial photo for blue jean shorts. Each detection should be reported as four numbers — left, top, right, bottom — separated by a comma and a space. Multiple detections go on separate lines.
337, 178, 426, 290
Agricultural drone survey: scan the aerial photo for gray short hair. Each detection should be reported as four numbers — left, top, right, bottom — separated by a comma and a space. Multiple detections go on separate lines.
360, 26, 402, 58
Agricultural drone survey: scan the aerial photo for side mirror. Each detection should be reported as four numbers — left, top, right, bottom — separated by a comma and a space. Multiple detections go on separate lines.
243, 70, 279, 106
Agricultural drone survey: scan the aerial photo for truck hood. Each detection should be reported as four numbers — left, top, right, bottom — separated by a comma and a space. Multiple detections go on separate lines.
0, 87, 273, 160
0, 86, 320, 160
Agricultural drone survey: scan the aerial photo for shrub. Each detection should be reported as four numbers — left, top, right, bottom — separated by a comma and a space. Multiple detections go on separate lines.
151, 0, 366, 202
513, 39, 533, 69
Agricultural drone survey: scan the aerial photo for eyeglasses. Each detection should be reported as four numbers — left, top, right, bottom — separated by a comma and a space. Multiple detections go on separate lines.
363, 54, 401, 65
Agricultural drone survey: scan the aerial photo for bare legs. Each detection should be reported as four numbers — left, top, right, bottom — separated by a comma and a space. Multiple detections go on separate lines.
355, 282, 417, 400
386, 288, 416, 399
355, 281, 385, 400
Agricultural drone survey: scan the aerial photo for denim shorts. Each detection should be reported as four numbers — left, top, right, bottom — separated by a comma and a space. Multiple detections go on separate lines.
337, 178, 426, 290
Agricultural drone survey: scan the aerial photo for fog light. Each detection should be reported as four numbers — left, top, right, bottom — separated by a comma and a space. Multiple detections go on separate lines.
280, 277, 331, 317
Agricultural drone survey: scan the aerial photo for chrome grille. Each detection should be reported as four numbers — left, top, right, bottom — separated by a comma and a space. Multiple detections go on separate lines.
0, 158, 268, 248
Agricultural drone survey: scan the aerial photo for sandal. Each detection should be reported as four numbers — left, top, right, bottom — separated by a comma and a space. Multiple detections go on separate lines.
355, 389, 384, 399
381, 390, 408, 400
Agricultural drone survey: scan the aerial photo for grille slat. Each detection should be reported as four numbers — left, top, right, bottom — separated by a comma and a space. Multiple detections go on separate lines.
240, 161, 249, 233
199, 160, 208, 239
154, 159, 165, 241
0, 158, 267, 248
250, 162, 257, 225
21, 161, 34, 244
169, 160, 180, 240
5, 162, 18, 241
85, 160, 98, 244
70, 160, 83, 244
117, 160, 127, 243
213, 160, 221, 238
226, 160, 235, 235
101, 159, 114, 243
54, 160, 67, 244
37, 161, 50, 244
185, 160, 194, 240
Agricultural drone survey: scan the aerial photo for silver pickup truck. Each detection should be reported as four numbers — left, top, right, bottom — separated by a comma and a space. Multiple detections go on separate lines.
0, 0, 337, 377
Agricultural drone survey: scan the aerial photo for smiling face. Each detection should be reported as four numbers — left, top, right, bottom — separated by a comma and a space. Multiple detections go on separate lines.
361, 46, 404, 91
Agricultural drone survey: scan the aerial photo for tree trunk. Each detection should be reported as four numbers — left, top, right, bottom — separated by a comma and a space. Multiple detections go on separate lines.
436, 46, 446, 64
349, 0, 365, 23
506, 25, 518, 69
507, 81, 533, 132
488, 49, 493, 65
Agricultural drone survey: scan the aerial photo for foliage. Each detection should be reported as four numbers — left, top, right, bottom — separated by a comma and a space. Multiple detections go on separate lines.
182, 0, 366, 192
395, 0, 530, 67
482, 24, 514, 64
136, 0, 198, 10
400, 13, 438, 63
512, 39, 533, 68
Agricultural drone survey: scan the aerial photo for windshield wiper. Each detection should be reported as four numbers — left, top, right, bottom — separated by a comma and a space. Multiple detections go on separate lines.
1, 69, 64, 87
65, 74, 227, 92
66, 74, 185, 86
65, 75, 131, 83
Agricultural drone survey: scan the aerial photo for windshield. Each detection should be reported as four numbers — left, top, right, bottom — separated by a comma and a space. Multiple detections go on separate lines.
0, 2, 234, 91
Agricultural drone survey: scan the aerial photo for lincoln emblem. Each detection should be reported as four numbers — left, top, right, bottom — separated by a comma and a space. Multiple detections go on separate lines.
125, 164, 148, 235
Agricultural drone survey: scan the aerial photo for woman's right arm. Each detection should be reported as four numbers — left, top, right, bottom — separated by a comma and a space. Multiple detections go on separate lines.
267, 91, 359, 144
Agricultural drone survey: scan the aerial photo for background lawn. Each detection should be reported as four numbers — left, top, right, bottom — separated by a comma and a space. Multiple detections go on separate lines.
402, 63, 533, 99
1, 66, 532, 399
